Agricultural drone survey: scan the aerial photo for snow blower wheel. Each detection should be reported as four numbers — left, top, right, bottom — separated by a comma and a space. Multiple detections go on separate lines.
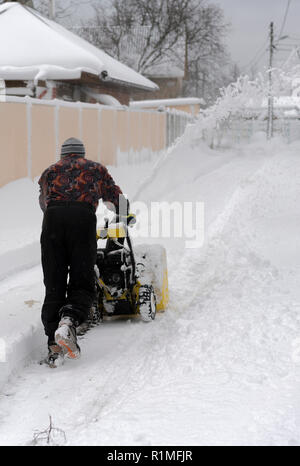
138, 284, 156, 322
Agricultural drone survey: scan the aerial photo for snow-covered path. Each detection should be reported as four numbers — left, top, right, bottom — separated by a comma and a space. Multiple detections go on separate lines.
0, 137, 300, 445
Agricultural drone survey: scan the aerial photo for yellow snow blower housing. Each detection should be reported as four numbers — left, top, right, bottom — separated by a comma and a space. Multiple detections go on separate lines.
97, 222, 127, 240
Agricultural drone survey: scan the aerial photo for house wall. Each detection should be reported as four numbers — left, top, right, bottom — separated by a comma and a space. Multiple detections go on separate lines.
0, 98, 169, 187
132, 77, 183, 101
4, 79, 137, 106
55, 80, 132, 106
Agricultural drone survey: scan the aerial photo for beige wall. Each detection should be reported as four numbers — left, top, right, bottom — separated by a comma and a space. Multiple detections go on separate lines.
82, 108, 99, 162
31, 104, 56, 178
0, 100, 169, 188
128, 111, 142, 152
99, 108, 117, 166
116, 109, 129, 153
0, 102, 28, 187
158, 112, 166, 150
171, 104, 200, 115
58, 106, 81, 149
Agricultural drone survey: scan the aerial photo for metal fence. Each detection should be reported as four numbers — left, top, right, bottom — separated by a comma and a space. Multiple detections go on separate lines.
202, 116, 300, 148
166, 111, 193, 147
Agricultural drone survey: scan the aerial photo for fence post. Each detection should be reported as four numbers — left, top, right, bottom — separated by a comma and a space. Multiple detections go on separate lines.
97, 106, 102, 163
26, 98, 32, 179
79, 106, 83, 141
54, 102, 59, 161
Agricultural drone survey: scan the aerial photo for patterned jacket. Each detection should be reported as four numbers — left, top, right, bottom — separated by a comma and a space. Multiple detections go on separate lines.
38, 154, 125, 213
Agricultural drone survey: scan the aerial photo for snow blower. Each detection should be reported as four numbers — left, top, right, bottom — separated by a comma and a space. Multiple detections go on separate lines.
90, 216, 169, 323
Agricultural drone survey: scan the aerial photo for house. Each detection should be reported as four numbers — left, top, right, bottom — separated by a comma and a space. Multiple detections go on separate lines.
131, 62, 184, 101
0, 2, 158, 106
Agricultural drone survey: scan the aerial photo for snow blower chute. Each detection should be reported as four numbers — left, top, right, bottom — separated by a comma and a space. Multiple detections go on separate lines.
91, 216, 169, 323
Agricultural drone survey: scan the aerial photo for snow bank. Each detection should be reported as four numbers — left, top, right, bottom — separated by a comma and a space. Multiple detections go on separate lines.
0, 178, 42, 279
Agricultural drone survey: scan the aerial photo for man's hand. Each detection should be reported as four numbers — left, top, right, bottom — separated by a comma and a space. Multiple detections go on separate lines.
118, 213, 136, 226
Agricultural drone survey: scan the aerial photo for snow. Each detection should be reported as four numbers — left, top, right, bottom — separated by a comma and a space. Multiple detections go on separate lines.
130, 97, 204, 109
0, 3, 157, 90
82, 90, 122, 107
0, 128, 300, 445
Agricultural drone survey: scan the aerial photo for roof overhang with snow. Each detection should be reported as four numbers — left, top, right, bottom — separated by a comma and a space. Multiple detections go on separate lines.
0, 3, 158, 92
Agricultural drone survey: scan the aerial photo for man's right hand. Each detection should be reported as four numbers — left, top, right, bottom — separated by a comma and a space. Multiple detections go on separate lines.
118, 213, 136, 226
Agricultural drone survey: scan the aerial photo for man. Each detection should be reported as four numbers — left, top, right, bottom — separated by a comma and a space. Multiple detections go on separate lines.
39, 137, 128, 368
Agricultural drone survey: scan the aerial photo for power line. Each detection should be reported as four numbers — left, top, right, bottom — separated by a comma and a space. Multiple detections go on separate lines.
241, 37, 269, 71
278, 0, 292, 39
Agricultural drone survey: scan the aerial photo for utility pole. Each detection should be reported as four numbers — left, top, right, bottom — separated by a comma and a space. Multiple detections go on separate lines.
49, 0, 55, 20
267, 22, 274, 140
184, 22, 189, 80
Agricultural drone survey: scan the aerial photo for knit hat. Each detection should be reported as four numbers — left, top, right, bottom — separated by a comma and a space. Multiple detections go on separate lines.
61, 137, 85, 158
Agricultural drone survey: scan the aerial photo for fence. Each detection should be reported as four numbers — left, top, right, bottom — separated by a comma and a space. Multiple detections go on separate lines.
0, 97, 192, 188
202, 115, 300, 149
166, 111, 192, 147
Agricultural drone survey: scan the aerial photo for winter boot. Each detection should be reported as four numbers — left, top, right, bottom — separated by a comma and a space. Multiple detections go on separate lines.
55, 316, 81, 360
45, 343, 65, 369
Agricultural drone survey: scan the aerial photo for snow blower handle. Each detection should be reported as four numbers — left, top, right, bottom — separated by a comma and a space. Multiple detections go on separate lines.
97, 217, 110, 239
96, 214, 136, 240
116, 213, 136, 227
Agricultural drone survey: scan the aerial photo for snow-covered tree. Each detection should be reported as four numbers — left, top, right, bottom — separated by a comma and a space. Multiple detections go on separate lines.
77, 0, 232, 102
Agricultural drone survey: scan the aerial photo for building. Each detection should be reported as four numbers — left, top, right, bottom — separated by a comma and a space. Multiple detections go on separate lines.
130, 97, 204, 116
132, 62, 184, 101
0, 2, 158, 106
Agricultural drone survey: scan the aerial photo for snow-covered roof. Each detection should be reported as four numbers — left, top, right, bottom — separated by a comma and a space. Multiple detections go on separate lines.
0, 3, 158, 91
130, 97, 205, 108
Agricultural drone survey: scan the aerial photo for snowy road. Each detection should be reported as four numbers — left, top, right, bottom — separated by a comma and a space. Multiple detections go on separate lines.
0, 137, 300, 445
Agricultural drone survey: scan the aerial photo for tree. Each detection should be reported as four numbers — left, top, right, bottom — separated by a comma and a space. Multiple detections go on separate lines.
32, 0, 90, 23
33, 0, 73, 22
77, 0, 232, 102
77, 0, 190, 73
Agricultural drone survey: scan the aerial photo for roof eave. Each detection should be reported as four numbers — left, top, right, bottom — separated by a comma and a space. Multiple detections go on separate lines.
99, 74, 159, 92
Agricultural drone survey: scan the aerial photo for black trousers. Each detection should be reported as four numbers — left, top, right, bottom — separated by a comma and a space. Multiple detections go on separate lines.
41, 202, 97, 342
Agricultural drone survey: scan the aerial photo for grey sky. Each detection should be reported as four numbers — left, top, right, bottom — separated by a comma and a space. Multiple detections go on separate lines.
215, 0, 300, 71
76, 0, 300, 73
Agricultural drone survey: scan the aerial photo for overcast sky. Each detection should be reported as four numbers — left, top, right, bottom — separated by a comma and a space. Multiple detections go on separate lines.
215, 0, 300, 72
77, 0, 300, 73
